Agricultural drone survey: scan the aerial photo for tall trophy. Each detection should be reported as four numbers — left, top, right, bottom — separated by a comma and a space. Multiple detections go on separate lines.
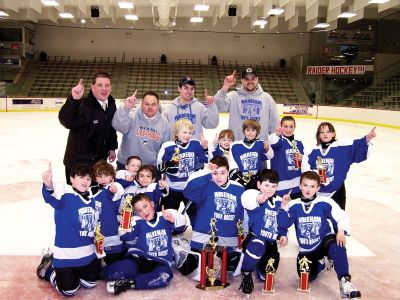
94, 222, 105, 257
119, 194, 133, 232
237, 219, 244, 250
297, 256, 311, 293
171, 147, 180, 164
196, 218, 229, 290
262, 258, 276, 294
292, 141, 301, 169
316, 156, 326, 184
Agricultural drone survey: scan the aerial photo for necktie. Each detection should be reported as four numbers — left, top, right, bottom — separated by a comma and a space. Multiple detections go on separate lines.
101, 102, 107, 111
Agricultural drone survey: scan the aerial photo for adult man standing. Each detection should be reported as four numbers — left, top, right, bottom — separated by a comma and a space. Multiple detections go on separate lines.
112, 91, 171, 170
163, 76, 219, 140
59, 71, 118, 183
214, 68, 279, 141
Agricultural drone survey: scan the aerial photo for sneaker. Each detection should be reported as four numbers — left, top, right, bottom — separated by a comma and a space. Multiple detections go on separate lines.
36, 249, 53, 279
239, 272, 254, 295
339, 276, 362, 299
107, 279, 135, 295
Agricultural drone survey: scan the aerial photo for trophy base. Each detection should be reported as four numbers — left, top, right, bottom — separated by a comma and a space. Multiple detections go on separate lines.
262, 288, 275, 294
196, 281, 230, 290
297, 287, 310, 293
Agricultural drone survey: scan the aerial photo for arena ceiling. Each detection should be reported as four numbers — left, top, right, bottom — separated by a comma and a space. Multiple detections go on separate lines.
0, 0, 399, 33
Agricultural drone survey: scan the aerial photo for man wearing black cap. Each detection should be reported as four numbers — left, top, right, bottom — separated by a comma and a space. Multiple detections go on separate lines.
214, 68, 279, 141
163, 76, 219, 140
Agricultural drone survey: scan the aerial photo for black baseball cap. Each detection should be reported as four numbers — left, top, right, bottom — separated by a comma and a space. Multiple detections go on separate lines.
241, 67, 257, 79
179, 76, 196, 87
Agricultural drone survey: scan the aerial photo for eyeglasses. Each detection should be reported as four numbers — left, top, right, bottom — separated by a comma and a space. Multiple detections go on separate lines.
94, 83, 112, 89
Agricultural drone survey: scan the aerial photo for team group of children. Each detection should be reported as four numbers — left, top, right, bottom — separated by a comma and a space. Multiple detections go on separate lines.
37, 115, 376, 298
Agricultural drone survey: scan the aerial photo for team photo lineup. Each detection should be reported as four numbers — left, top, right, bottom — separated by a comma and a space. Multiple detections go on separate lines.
33, 67, 379, 299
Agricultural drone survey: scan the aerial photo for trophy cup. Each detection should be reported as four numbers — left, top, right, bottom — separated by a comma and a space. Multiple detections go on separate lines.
262, 257, 277, 294
196, 218, 229, 290
237, 219, 244, 250
316, 156, 326, 184
94, 222, 105, 256
297, 256, 312, 293
292, 141, 301, 169
171, 147, 180, 164
119, 194, 133, 232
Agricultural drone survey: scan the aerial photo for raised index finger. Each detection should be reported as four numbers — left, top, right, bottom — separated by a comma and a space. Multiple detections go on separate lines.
78, 78, 84, 86
232, 70, 236, 77
132, 90, 137, 98
370, 126, 376, 133
204, 89, 208, 98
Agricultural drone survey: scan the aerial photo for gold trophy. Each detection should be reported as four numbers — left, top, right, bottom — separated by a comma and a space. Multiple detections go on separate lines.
206, 266, 221, 286
119, 194, 133, 232
94, 222, 104, 256
171, 147, 180, 164
196, 218, 229, 290
297, 256, 312, 293
242, 171, 253, 185
292, 141, 301, 169
316, 156, 327, 184
262, 258, 276, 293
237, 219, 244, 249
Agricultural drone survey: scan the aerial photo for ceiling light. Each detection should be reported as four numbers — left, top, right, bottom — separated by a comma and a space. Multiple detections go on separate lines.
194, 4, 209, 11
118, 2, 134, 9
125, 14, 138, 20
0, 10, 9, 17
314, 23, 330, 28
338, 12, 357, 18
267, 7, 284, 15
59, 12, 74, 18
368, 0, 389, 3
80, 19, 86, 24
41, 0, 59, 6
190, 16, 203, 23
253, 19, 268, 26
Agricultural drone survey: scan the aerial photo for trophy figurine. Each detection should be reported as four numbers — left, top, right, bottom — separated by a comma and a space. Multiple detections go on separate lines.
237, 219, 244, 249
171, 147, 180, 164
119, 194, 133, 232
262, 258, 276, 293
316, 156, 326, 184
94, 222, 105, 256
297, 256, 312, 293
292, 141, 301, 169
196, 218, 229, 290
242, 171, 252, 185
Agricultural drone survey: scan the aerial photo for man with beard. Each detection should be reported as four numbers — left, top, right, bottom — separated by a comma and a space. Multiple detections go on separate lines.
214, 67, 279, 141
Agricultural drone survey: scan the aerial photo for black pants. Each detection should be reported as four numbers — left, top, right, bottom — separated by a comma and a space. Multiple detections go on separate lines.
331, 183, 346, 210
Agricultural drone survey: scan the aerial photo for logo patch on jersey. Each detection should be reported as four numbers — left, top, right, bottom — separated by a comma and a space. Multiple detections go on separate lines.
214, 197, 237, 214
78, 206, 96, 237
146, 229, 168, 257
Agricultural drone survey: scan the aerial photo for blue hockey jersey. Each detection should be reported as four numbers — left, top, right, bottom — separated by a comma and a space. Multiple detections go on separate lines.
157, 139, 208, 191
277, 196, 350, 252
92, 182, 124, 254
229, 139, 273, 175
241, 189, 282, 242
183, 169, 247, 250
269, 133, 304, 196
42, 183, 101, 268
302, 137, 370, 197
120, 210, 186, 266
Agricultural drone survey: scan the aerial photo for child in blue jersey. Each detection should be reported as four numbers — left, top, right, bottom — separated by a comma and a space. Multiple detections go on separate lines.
121, 164, 168, 212
103, 193, 187, 295
37, 163, 106, 297
229, 119, 274, 189
302, 122, 376, 210
115, 155, 142, 188
211, 129, 234, 160
238, 169, 289, 295
157, 118, 208, 227
179, 156, 246, 279
269, 116, 304, 199
277, 171, 361, 299
91, 160, 125, 265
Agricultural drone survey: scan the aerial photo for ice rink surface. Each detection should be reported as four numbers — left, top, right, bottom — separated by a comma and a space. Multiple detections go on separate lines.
0, 111, 399, 299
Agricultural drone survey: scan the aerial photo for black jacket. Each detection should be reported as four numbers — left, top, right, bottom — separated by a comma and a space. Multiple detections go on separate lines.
59, 90, 118, 169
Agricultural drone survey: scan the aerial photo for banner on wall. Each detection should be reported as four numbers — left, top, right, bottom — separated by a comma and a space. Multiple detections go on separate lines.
283, 104, 313, 116
306, 65, 373, 75
12, 99, 43, 105
327, 30, 374, 44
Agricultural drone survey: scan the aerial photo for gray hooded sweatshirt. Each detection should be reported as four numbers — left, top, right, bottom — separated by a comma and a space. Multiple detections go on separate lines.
112, 106, 171, 166
214, 84, 279, 141
163, 97, 219, 140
